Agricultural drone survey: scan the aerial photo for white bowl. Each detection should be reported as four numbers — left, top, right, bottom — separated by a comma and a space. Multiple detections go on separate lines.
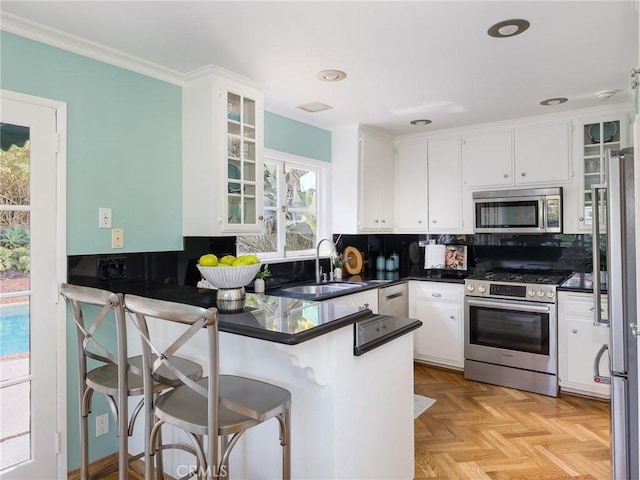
197, 263, 261, 289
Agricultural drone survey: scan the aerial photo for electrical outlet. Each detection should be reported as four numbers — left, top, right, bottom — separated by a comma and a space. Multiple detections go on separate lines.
96, 413, 109, 437
111, 228, 124, 249
99, 208, 112, 229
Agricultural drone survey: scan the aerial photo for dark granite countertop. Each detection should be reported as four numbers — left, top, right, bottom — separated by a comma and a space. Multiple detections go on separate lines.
66, 276, 416, 346
558, 272, 608, 294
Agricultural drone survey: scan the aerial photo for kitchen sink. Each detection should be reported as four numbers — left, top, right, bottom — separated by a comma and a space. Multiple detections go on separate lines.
279, 282, 366, 295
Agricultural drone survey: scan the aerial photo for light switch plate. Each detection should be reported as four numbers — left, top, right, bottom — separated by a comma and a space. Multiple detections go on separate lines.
111, 228, 124, 249
99, 208, 112, 228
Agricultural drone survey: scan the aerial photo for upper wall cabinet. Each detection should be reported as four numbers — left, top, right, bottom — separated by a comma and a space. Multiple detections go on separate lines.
428, 137, 463, 232
461, 123, 571, 190
394, 139, 427, 232
514, 123, 571, 185
331, 126, 394, 233
461, 131, 513, 188
183, 68, 265, 236
565, 108, 631, 233
360, 130, 395, 231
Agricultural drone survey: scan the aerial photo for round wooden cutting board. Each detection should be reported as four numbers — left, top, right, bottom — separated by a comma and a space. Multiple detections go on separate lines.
343, 246, 363, 274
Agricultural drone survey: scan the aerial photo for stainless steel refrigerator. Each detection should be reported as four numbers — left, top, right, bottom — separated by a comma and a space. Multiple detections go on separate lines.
593, 147, 638, 480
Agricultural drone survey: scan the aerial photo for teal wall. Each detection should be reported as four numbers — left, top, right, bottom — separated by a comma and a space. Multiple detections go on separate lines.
0, 31, 184, 256
265, 111, 331, 162
1, 30, 331, 472
1, 31, 183, 470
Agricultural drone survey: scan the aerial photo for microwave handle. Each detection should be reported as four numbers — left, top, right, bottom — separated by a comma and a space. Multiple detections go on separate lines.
591, 184, 607, 327
539, 198, 546, 232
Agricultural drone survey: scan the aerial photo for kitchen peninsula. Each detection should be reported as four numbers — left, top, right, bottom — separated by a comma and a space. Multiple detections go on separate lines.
104, 283, 421, 479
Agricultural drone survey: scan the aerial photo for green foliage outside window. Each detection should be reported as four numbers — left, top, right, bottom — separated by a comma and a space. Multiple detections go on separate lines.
0, 142, 31, 276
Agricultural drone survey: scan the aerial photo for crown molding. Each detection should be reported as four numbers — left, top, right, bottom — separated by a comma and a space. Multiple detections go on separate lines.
1, 12, 186, 86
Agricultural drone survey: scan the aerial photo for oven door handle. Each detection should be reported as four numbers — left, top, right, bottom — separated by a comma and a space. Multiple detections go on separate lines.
466, 298, 551, 314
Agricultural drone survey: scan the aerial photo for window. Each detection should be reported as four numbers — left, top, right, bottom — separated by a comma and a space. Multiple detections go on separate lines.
238, 149, 328, 259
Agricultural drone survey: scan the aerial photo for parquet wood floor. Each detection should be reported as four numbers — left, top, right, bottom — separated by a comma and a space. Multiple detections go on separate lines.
414, 363, 612, 480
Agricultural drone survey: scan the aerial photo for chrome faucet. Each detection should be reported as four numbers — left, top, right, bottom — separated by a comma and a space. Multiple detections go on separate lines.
315, 238, 337, 283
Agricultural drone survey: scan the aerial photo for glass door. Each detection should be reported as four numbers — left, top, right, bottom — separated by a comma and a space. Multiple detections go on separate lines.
226, 91, 258, 228
581, 120, 621, 227
0, 97, 59, 478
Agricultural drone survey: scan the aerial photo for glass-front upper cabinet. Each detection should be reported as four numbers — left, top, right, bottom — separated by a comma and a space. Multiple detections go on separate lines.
183, 68, 265, 236
226, 90, 259, 229
579, 117, 627, 230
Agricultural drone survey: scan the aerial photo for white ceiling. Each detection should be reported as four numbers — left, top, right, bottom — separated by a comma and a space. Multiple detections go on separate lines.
1, 1, 638, 136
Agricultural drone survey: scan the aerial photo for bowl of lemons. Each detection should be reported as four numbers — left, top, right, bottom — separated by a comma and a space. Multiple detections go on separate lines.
197, 253, 262, 289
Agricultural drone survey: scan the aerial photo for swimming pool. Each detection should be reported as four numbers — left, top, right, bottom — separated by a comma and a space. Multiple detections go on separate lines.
0, 303, 29, 357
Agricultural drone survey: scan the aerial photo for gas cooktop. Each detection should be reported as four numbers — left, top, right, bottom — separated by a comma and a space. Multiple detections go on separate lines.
467, 269, 573, 286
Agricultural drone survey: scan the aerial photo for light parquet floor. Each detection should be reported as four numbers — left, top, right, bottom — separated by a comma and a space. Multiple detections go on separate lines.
414, 363, 612, 480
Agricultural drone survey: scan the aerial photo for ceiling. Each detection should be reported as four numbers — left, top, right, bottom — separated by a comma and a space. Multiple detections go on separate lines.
1, 1, 638, 136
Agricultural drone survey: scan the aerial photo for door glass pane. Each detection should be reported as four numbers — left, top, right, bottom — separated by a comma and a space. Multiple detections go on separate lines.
0, 126, 32, 471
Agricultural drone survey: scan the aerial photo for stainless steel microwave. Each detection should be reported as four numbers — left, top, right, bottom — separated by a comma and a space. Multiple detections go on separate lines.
473, 187, 562, 233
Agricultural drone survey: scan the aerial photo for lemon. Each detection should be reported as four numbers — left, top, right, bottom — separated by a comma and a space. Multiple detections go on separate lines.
198, 254, 218, 267
220, 255, 236, 265
244, 254, 260, 265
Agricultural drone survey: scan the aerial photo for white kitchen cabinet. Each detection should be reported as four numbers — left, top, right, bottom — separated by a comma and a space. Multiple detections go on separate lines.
183, 67, 265, 236
394, 139, 427, 232
570, 110, 631, 232
410, 281, 464, 370
428, 136, 463, 232
331, 126, 394, 234
360, 129, 394, 231
323, 289, 378, 314
461, 130, 513, 188
462, 123, 571, 190
558, 291, 610, 398
514, 122, 571, 185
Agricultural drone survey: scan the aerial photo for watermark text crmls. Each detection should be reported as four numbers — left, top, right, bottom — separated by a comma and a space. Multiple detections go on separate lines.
176, 464, 229, 478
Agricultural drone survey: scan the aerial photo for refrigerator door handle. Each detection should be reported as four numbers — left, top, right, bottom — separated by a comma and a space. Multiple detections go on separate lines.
591, 184, 608, 327
593, 343, 611, 384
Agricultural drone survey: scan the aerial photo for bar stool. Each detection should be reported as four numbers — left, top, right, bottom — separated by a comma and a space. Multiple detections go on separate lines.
124, 294, 291, 480
60, 283, 203, 479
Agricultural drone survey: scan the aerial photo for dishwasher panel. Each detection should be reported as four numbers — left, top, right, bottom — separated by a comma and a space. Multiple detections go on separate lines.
378, 282, 408, 317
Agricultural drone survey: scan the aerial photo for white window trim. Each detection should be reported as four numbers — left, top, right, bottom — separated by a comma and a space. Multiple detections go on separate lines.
253, 148, 330, 261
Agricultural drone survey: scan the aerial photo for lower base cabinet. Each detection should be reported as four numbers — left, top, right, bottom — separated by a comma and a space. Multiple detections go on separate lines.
410, 281, 464, 370
323, 289, 379, 314
558, 291, 610, 398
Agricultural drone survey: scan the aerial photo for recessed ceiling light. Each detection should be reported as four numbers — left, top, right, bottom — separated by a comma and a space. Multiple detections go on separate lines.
410, 119, 432, 126
317, 69, 347, 82
596, 90, 616, 100
540, 97, 568, 106
487, 19, 530, 38
297, 102, 333, 113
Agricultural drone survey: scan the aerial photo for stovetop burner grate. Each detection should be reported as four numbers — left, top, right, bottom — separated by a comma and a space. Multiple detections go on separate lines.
469, 269, 573, 285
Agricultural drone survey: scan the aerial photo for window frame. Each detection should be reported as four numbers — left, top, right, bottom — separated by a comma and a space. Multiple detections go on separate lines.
240, 148, 330, 262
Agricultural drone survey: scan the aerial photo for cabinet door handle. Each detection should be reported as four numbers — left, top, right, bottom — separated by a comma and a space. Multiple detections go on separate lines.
432, 219, 437, 223
520, 172, 526, 177
381, 219, 386, 223
572, 329, 578, 334
363, 303, 369, 308
374, 219, 379, 223
431, 293, 442, 298
418, 219, 423, 224
503, 173, 509, 178
449, 315, 455, 320
579, 216, 584, 221
258, 215, 264, 220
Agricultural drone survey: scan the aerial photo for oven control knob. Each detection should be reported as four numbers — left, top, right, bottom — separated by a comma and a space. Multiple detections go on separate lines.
537, 290, 545, 297
547, 291, 555, 298
466, 284, 475, 292
528, 289, 536, 297
478, 286, 486, 293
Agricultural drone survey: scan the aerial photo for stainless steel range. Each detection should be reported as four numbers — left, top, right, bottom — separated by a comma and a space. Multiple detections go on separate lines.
464, 269, 572, 397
